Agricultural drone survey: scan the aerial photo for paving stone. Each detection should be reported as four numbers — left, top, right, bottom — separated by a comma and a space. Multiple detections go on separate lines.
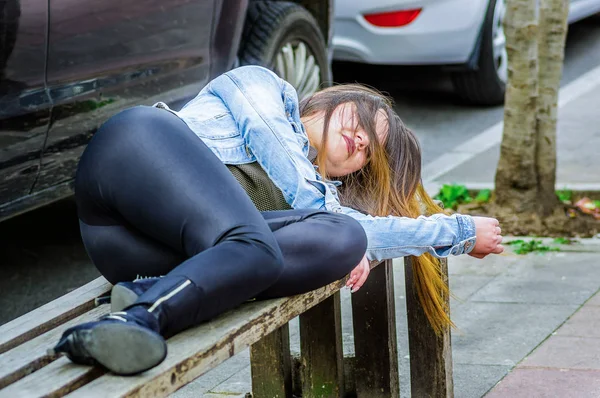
501, 252, 600, 282
485, 368, 600, 398
587, 292, 600, 307
172, 350, 250, 398
469, 275, 597, 305
453, 364, 512, 398
556, 306, 600, 338
448, 253, 516, 277
451, 302, 578, 366
449, 274, 496, 305
521, 335, 600, 370
208, 365, 252, 396
468, 253, 600, 305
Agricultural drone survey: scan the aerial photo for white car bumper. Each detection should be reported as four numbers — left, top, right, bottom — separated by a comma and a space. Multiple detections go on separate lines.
333, 0, 489, 65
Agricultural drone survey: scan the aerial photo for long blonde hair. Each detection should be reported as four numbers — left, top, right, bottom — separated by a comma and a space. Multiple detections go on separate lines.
300, 84, 453, 334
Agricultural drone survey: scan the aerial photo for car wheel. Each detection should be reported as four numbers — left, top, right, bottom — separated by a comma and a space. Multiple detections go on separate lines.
238, 1, 331, 100
451, 0, 507, 105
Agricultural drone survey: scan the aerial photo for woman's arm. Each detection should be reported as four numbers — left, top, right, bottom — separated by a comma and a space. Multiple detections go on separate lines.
340, 206, 476, 261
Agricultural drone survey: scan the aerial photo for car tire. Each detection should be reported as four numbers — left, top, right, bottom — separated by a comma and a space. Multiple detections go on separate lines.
451, 0, 507, 106
238, 1, 331, 99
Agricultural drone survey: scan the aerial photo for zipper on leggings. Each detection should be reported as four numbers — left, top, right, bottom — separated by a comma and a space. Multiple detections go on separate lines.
148, 280, 192, 312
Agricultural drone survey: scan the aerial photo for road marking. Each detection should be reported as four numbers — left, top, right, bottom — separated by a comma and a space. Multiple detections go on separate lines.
422, 63, 600, 190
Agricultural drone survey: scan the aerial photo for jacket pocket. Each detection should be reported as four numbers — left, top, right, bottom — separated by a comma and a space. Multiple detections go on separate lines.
186, 113, 240, 140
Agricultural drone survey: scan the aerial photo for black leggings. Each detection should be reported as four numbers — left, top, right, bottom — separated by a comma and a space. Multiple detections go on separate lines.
75, 106, 366, 333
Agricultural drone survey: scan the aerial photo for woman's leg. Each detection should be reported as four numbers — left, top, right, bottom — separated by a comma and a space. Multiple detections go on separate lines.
75, 106, 284, 319
105, 209, 368, 312
56, 106, 286, 374
78, 222, 185, 284
257, 210, 367, 299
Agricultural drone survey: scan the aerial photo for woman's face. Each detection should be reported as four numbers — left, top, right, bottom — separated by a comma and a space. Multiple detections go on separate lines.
303, 103, 388, 177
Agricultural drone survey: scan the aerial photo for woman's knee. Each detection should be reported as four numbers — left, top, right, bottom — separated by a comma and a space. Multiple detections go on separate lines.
312, 212, 367, 265
336, 214, 367, 261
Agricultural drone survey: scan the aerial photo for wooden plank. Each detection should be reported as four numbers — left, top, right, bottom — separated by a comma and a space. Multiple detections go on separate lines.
0, 306, 109, 390
0, 357, 104, 398
63, 271, 365, 398
404, 257, 454, 398
0, 277, 111, 354
299, 292, 344, 398
351, 259, 399, 397
250, 324, 292, 398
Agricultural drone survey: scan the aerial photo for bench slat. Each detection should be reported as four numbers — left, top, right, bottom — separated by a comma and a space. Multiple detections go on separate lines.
0, 357, 103, 398
405, 257, 454, 398
64, 278, 347, 398
0, 277, 111, 355
299, 292, 344, 398
250, 324, 292, 398
351, 259, 400, 397
0, 306, 109, 390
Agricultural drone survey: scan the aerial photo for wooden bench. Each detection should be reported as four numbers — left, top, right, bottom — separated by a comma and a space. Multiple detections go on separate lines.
0, 258, 453, 397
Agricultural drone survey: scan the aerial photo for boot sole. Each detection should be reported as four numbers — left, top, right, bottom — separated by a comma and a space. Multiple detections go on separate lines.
111, 285, 140, 313
79, 322, 167, 375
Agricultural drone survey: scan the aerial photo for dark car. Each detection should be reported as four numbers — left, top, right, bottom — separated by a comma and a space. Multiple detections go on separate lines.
0, 0, 332, 222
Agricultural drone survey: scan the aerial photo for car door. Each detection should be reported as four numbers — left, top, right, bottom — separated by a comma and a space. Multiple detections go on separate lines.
0, 0, 50, 219
32, 0, 215, 194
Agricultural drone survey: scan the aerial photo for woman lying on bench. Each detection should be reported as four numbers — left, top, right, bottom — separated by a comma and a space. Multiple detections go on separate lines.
51, 66, 503, 376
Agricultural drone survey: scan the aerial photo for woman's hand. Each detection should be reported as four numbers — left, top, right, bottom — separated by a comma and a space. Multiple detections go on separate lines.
346, 254, 370, 293
469, 216, 504, 259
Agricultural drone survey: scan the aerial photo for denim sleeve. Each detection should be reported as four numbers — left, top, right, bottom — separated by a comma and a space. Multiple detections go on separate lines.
340, 206, 477, 261
208, 66, 340, 211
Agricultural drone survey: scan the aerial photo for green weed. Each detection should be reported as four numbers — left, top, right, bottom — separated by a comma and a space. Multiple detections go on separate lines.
553, 237, 577, 245
434, 184, 492, 210
474, 189, 492, 203
556, 189, 573, 203
506, 239, 561, 255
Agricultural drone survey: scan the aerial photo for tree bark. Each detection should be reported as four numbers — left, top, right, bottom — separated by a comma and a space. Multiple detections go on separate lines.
495, 0, 540, 213
535, 0, 569, 216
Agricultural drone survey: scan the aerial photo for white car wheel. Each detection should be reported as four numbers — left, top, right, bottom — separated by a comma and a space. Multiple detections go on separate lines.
275, 42, 321, 101
492, 0, 508, 83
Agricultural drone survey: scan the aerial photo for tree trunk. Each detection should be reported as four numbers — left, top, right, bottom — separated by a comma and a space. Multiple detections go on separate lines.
535, 0, 569, 216
495, 0, 540, 213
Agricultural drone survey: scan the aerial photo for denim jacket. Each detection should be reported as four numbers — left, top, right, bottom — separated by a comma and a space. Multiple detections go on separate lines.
157, 66, 476, 261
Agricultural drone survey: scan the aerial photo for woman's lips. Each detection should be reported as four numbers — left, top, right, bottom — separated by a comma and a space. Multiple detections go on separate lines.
343, 135, 356, 155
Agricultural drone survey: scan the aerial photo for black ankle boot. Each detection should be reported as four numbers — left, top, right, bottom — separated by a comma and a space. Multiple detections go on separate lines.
134, 275, 207, 339
111, 277, 161, 312
50, 306, 166, 376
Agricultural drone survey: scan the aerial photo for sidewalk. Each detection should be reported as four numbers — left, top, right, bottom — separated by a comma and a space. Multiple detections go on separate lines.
429, 65, 600, 398
172, 75, 600, 397
486, 277, 600, 397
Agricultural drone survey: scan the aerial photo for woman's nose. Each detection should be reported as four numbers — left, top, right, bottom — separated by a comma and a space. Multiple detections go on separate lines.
355, 131, 369, 150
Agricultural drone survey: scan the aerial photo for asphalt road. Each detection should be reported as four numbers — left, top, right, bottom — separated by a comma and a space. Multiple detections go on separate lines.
1, 17, 599, 326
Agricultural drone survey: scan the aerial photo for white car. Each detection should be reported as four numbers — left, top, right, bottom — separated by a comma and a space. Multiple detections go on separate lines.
333, 0, 600, 105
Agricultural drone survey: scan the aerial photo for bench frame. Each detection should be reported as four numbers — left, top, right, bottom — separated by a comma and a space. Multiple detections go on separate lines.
0, 258, 453, 397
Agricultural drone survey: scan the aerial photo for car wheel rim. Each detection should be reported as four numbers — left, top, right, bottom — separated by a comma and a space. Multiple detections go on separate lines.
275, 41, 321, 100
492, 0, 508, 83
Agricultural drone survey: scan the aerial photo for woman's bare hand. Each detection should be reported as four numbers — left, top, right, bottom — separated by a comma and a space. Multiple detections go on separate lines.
469, 216, 504, 259
346, 254, 370, 293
